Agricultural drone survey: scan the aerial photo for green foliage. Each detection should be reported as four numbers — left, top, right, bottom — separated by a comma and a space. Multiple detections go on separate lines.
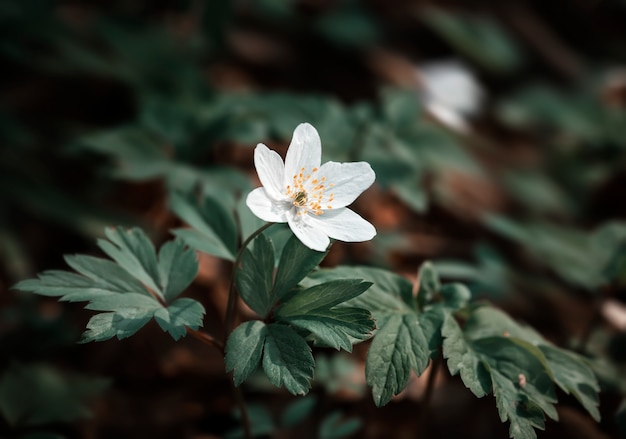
14, 227, 204, 342
420, 8, 523, 73
0, 363, 109, 428
485, 215, 626, 290
306, 263, 470, 406
170, 191, 238, 261
442, 306, 601, 439
226, 236, 375, 395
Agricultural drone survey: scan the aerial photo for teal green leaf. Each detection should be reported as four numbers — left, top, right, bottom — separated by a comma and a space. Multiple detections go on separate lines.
154, 298, 206, 340
263, 324, 314, 396
15, 227, 202, 342
539, 345, 600, 422
98, 227, 163, 298
225, 321, 268, 386
365, 313, 429, 406
441, 314, 491, 398
488, 366, 546, 439
276, 279, 375, 351
280, 307, 375, 352
80, 312, 154, 343
305, 266, 413, 316
277, 280, 372, 316
170, 191, 237, 261
157, 239, 199, 302
236, 233, 275, 317
272, 235, 328, 300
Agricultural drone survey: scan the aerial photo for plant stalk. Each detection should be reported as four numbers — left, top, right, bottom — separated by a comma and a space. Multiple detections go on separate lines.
223, 222, 275, 341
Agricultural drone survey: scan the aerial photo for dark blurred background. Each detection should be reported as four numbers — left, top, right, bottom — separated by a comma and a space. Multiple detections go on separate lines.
2, 0, 626, 438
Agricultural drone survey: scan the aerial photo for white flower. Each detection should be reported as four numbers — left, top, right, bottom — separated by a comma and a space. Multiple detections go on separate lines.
416, 60, 484, 132
246, 123, 376, 252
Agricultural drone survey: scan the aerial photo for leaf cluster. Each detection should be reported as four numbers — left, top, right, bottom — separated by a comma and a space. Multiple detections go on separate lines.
225, 234, 376, 396
14, 227, 205, 342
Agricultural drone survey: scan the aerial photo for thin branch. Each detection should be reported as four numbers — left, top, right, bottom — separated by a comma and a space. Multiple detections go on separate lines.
186, 327, 225, 354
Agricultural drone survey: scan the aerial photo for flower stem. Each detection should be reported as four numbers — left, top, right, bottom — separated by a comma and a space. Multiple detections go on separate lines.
186, 327, 225, 354
223, 222, 275, 342
220, 222, 274, 439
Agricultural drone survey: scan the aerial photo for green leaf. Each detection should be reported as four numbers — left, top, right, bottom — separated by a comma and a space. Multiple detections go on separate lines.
154, 298, 205, 340
280, 307, 375, 352
15, 227, 203, 342
277, 279, 375, 351
170, 191, 237, 261
539, 345, 600, 422
0, 363, 109, 428
272, 235, 329, 300
305, 266, 413, 316
442, 304, 601, 439
236, 233, 275, 317
157, 239, 199, 302
278, 280, 372, 316
263, 324, 314, 396
365, 313, 429, 407
97, 227, 163, 298
225, 321, 268, 386
441, 314, 491, 398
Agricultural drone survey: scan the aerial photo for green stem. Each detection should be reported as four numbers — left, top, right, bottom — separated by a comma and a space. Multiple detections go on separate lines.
223, 222, 275, 342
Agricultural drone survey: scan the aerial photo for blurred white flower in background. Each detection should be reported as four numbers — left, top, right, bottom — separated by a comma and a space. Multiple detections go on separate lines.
416, 60, 485, 132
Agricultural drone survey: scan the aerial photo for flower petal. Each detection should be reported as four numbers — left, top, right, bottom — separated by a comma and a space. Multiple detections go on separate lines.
287, 215, 330, 252
313, 161, 375, 208
283, 123, 321, 188
254, 143, 285, 200
307, 208, 376, 243
246, 187, 288, 223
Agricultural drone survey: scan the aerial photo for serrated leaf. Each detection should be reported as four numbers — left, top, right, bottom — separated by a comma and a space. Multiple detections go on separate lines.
278, 280, 372, 316
15, 227, 202, 342
441, 314, 491, 398
272, 235, 328, 300
305, 266, 413, 317
225, 321, 268, 386
540, 345, 600, 422
80, 311, 154, 342
170, 191, 237, 261
236, 233, 275, 317
365, 313, 429, 406
488, 366, 545, 439
263, 324, 314, 396
157, 239, 199, 302
281, 307, 375, 352
276, 279, 375, 352
98, 227, 163, 298
154, 298, 206, 340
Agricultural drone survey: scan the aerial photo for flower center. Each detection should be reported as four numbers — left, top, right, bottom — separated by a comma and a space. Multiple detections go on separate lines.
293, 191, 308, 206
285, 166, 335, 216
